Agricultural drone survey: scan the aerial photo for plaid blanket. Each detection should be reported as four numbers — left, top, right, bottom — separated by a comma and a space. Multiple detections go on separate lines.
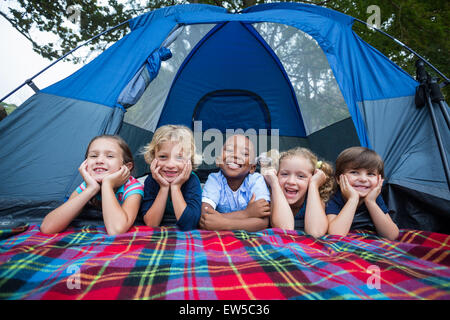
0, 224, 449, 300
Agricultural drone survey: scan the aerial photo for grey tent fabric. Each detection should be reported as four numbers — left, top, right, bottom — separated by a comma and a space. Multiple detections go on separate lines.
358, 96, 450, 200
0, 93, 124, 214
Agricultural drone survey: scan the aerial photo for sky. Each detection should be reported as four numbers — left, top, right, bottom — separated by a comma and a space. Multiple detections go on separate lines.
0, 16, 81, 106
0, 0, 132, 107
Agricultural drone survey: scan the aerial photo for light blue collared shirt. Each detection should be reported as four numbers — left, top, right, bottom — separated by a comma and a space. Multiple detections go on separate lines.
202, 171, 270, 213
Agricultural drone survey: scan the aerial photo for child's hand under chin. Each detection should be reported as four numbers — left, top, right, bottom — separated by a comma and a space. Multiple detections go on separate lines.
79, 160, 100, 192
102, 165, 130, 189
364, 175, 383, 204
262, 167, 278, 187
310, 169, 327, 188
150, 159, 170, 188
171, 160, 192, 188
339, 174, 359, 202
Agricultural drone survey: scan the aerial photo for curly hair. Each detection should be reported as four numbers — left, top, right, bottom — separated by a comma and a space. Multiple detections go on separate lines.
274, 147, 336, 203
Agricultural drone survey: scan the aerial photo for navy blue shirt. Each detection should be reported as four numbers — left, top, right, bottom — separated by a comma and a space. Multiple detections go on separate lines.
293, 200, 307, 230
140, 172, 202, 231
325, 189, 390, 231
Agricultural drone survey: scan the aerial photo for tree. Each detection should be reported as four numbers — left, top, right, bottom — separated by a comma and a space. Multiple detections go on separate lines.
331, 0, 449, 93
1, 0, 448, 86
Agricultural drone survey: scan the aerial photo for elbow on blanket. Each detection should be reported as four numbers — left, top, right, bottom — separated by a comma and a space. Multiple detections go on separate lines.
39, 221, 62, 235
305, 227, 327, 238
39, 225, 53, 235
327, 230, 348, 237
105, 218, 133, 236
327, 226, 349, 237
383, 228, 400, 241
105, 225, 130, 236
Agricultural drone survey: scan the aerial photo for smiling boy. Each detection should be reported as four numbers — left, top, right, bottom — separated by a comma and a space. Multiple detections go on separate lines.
326, 147, 399, 240
200, 134, 271, 232
140, 125, 202, 231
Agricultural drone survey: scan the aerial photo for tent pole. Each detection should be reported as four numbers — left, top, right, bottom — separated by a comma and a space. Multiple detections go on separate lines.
415, 60, 450, 190
438, 101, 450, 130
428, 76, 450, 130
0, 20, 130, 104
353, 18, 449, 85
356, 16, 450, 189
425, 96, 450, 190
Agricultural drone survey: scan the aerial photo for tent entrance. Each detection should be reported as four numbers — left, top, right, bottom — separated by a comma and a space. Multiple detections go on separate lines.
192, 89, 271, 133
157, 21, 306, 137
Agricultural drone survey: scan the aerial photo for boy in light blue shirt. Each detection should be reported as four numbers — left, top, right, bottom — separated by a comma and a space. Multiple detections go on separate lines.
199, 134, 271, 232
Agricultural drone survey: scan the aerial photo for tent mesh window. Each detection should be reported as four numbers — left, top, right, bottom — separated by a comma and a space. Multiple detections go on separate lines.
252, 22, 350, 135
123, 24, 216, 132
124, 22, 351, 137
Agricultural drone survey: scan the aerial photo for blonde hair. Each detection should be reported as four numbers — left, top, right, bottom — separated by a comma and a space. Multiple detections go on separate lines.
271, 147, 335, 203
142, 125, 202, 169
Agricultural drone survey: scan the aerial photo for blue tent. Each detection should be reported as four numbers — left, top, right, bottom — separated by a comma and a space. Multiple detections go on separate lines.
0, 3, 448, 231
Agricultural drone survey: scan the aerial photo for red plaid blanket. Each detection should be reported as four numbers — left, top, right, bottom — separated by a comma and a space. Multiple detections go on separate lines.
0, 225, 449, 300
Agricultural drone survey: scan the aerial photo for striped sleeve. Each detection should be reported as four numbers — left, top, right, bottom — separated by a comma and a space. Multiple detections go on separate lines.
122, 176, 144, 201
75, 182, 87, 194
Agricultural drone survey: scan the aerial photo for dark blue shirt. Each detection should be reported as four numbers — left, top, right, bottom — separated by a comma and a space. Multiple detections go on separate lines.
140, 172, 202, 231
293, 200, 307, 230
325, 189, 390, 231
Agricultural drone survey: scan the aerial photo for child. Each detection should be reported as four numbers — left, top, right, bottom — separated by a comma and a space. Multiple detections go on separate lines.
200, 134, 271, 232
262, 147, 335, 237
326, 146, 399, 240
140, 125, 202, 231
40, 135, 144, 235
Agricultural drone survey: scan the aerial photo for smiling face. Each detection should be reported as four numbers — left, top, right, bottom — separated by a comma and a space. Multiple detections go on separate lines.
154, 141, 189, 183
217, 135, 255, 183
86, 138, 125, 183
341, 167, 379, 198
335, 147, 384, 200
277, 155, 314, 209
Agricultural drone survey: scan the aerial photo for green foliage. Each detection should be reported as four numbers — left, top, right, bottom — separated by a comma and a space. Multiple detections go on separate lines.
0, 102, 17, 115
327, 0, 449, 95
1, 0, 448, 91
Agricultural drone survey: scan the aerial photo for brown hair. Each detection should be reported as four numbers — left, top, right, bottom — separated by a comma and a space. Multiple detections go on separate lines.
85, 135, 134, 170
84, 135, 134, 209
277, 147, 336, 203
335, 146, 384, 178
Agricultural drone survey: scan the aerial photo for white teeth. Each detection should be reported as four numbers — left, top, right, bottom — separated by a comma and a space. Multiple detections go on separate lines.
227, 163, 240, 169
164, 171, 177, 176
